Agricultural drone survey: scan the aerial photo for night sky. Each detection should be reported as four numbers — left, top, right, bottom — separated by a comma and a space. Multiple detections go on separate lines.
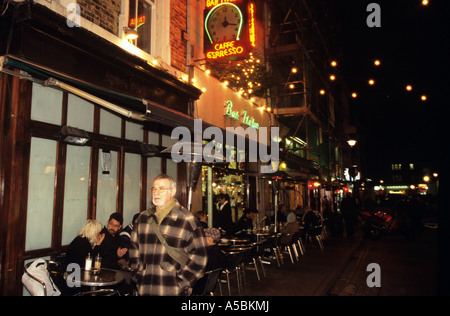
334, 0, 446, 178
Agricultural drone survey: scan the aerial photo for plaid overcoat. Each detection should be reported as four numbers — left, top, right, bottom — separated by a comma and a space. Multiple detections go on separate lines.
129, 203, 208, 296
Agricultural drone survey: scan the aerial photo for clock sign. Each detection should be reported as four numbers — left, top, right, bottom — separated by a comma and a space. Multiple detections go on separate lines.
204, 0, 256, 62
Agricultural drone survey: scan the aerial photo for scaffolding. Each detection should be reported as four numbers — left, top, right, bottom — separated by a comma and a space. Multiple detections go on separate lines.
264, 0, 350, 184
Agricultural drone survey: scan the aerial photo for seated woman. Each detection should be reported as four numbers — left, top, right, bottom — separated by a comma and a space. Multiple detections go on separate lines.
65, 219, 104, 268
204, 228, 226, 271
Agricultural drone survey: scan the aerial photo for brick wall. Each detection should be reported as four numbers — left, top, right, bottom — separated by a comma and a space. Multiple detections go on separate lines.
78, 0, 121, 35
170, 0, 187, 72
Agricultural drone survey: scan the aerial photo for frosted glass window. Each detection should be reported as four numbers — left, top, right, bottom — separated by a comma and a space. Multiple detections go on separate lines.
126, 121, 143, 142
67, 94, 94, 132
96, 150, 118, 226
147, 157, 161, 208
25, 138, 57, 251
162, 134, 177, 147
30, 83, 63, 125
123, 153, 141, 226
166, 159, 178, 184
62, 145, 91, 246
100, 109, 122, 138
148, 130, 159, 145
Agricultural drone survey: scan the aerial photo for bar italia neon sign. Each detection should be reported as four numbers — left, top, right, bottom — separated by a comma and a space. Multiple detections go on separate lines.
224, 100, 260, 130
204, 0, 256, 61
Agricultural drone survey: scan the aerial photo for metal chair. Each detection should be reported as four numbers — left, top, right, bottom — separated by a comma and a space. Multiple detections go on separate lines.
291, 231, 305, 258
307, 225, 325, 251
222, 250, 247, 295
191, 268, 223, 296
279, 233, 296, 263
23, 259, 62, 296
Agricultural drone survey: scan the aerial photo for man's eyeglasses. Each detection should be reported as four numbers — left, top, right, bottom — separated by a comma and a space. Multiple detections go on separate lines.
151, 187, 173, 193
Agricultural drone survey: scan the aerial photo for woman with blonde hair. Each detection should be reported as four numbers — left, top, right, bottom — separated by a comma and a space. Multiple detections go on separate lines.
65, 219, 105, 268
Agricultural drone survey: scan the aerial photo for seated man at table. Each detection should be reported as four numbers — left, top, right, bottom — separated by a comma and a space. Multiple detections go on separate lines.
235, 208, 259, 233
98, 213, 128, 270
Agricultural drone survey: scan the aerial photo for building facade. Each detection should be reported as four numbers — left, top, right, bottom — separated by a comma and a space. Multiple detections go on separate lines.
0, 0, 353, 295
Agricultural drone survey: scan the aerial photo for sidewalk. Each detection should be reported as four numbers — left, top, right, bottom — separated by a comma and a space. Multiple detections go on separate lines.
236, 233, 362, 296
230, 226, 438, 296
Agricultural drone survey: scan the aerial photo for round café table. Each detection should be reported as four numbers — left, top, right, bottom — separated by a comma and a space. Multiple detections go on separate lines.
65, 268, 125, 291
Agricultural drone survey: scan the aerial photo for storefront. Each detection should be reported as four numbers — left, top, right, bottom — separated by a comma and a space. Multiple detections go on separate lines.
190, 66, 275, 225
0, 2, 201, 295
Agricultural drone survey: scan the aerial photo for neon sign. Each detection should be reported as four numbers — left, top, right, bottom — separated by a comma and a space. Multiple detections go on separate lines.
204, 0, 256, 61
129, 15, 146, 29
206, 0, 240, 9
248, 3, 256, 48
225, 100, 260, 130
206, 41, 245, 60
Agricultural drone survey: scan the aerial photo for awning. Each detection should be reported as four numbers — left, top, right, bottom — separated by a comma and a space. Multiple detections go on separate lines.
1, 55, 196, 129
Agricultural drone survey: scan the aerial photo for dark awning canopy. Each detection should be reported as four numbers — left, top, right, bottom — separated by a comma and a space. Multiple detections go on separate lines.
1, 55, 197, 130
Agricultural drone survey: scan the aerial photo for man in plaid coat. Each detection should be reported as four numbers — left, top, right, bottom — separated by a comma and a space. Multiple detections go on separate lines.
129, 174, 208, 296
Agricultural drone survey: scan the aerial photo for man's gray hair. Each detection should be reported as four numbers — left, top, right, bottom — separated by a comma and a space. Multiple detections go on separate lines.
153, 174, 177, 189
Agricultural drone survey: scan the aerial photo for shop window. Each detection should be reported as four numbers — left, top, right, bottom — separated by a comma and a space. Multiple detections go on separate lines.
203, 166, 247, 222
62, 145, 91, 245
97, 149, 119, 225
67, 94, 94, 133
166, 159, 178, 183
126, 120, 144, 142
25, 137, 57, 251
147, 157, 162, 208
128, 0, 154, 54
31, 82, 63, 125
124, 153, 141, 225
100, 108, 122, 138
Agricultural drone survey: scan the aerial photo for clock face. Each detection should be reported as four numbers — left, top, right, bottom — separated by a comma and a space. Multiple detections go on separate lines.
205, 3, 244, 44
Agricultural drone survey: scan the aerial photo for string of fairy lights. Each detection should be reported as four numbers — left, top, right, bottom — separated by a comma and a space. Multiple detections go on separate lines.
186, 0, 430, 114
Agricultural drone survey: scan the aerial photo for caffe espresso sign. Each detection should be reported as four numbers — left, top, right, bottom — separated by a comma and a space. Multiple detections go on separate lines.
224, 100, 259, 130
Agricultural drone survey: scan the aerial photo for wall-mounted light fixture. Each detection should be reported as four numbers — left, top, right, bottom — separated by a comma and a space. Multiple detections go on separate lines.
124, 27, 139, 41
60, 126, 90, 146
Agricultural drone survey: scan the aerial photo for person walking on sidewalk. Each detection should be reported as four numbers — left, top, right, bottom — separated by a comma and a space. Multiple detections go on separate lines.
341, 194, 358, 238
129, 174, 208, 296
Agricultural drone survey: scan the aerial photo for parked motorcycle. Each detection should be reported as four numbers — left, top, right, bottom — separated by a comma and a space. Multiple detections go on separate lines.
359, 209, 394, 240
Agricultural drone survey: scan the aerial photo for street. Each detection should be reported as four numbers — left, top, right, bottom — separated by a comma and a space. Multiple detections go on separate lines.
237, 224, 438, 296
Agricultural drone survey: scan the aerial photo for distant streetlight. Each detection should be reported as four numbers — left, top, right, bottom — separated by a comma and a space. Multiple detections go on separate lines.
374, 60, 381, 66
406, 85, 413, 91
422, 0, 429, 6
352, 92, 358, 98
331, 61, 338, 67
423, 176, 430, 182
347, 139, 357, 147
369, 79, 375, 86
320, 89, 326, 95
